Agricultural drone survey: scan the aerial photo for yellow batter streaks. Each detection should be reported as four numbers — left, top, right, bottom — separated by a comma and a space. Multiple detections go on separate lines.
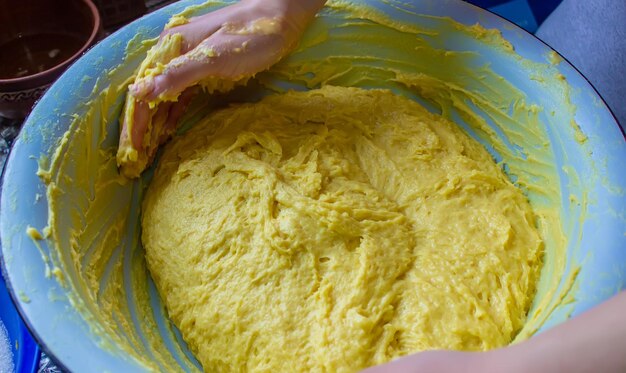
142, 86, 542, 372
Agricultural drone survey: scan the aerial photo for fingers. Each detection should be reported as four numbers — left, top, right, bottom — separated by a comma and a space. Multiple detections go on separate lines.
132, 100, 152, 150
161, 17, 222, 54
117, 95, 154, 178
151, 101, 173, 141
118, 0, 313, 178
129, 4, 243, 101
160, 3, 241, 54
132, 1, 307, 103
158, 86, 199, 145
119, 95, 151, 151
117, 87, 198, 178
129, 77, 156, 102
139, 30, 289, 102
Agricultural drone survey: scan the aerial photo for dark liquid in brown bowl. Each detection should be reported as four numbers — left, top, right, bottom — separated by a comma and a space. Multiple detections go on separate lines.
0, 32, 86, 79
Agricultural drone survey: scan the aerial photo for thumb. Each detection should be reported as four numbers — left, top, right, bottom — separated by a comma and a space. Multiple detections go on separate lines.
132, 23, 298, 102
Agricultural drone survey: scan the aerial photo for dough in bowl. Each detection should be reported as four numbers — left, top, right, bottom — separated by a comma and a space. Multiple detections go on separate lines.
142, 85, 542, 372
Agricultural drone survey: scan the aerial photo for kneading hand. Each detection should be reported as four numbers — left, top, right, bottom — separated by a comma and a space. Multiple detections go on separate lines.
117, 0, 325, 178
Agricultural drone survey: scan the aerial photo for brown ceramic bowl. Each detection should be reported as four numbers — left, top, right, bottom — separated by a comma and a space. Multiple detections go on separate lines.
0, 0, 101, 119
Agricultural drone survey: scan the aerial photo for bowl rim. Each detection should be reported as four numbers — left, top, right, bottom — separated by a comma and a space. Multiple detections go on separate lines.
0, 0, 624, 371
0, 0, 102, 89
464, 3, 625, 138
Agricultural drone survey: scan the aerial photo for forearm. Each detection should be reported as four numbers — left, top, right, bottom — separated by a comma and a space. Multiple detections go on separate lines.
488, 291, 626, 373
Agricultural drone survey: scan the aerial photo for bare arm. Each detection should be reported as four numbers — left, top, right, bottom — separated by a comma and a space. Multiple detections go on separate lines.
491, 291, 626, 373
363, 291, 626, 373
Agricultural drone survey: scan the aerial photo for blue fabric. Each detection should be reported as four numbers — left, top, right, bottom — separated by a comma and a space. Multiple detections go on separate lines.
489, 0, 537, 32
468, 0, 624, 130
468, 0, 562, 32
537, 0, 626, 129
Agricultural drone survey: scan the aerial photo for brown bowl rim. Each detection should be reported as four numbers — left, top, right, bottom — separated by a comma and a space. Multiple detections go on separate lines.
0, 0, 102, 86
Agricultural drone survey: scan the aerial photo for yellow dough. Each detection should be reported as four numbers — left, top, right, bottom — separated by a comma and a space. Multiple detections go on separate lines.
142, 86, 542, 372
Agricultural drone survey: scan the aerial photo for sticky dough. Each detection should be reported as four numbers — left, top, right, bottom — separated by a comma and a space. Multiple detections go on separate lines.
142, 85, 542, 372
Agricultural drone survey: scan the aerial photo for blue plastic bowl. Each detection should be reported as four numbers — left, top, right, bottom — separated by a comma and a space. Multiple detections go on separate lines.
0, 272, 39, 373
1, 0, 625, 372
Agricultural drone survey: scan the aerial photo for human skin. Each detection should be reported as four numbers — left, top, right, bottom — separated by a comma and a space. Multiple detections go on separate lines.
118, 0, 327, 173
130, 0, 329, 102
363, 291, 626, 373
141, 84, 543, 371
119, 1, 626, 372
